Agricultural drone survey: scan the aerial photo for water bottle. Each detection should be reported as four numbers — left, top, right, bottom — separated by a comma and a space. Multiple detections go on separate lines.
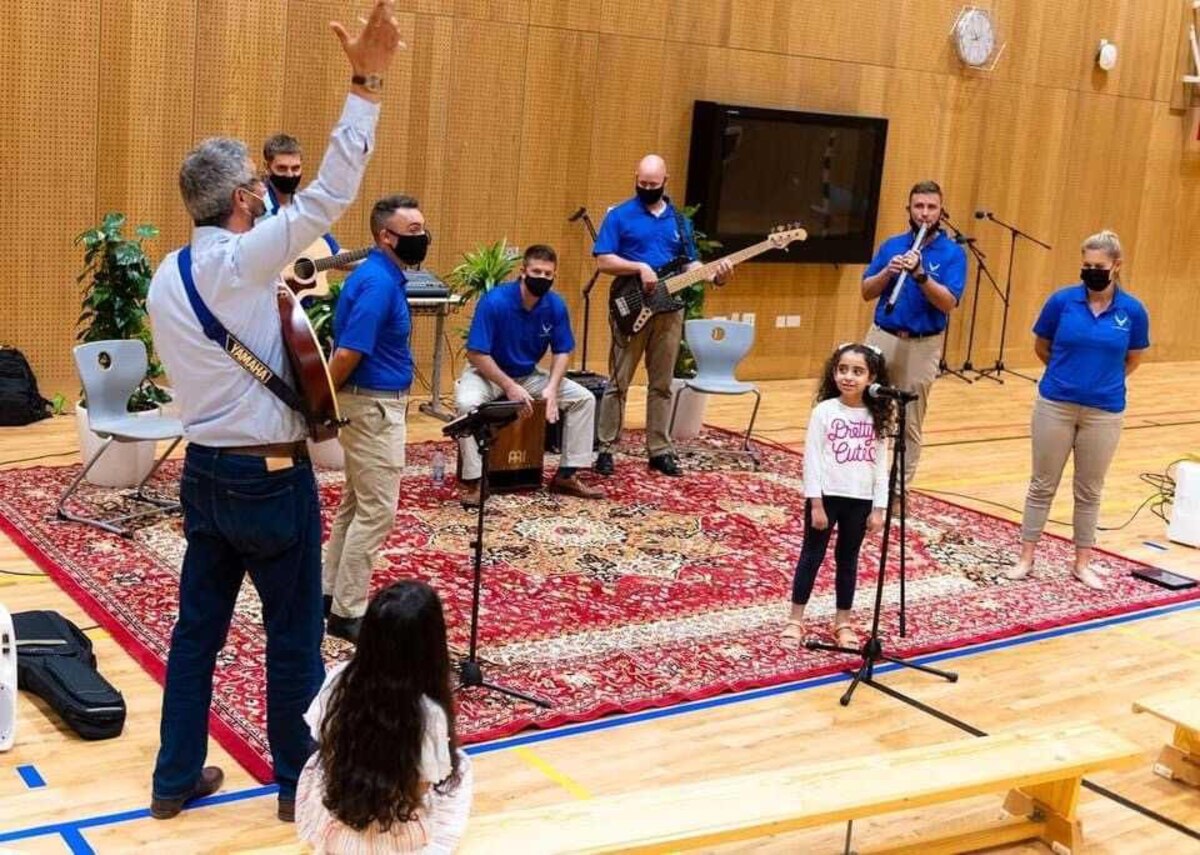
431, 450, 445, 485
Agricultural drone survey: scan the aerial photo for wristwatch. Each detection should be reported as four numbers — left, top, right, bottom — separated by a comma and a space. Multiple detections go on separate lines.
352, 74, 384, 93
913, 271, 929, 284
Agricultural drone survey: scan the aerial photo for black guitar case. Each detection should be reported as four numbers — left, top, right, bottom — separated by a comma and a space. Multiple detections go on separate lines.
13, 610, 126, 740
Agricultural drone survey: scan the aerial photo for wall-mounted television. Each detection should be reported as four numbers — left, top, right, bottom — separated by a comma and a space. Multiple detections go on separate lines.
685, 101, 889, 264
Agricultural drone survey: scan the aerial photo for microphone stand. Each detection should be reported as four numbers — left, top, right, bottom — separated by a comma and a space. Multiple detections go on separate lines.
933, 217, 973, 384
806, 392, 958, 705
570, 207, 600, 372
974, 213, 1051, 384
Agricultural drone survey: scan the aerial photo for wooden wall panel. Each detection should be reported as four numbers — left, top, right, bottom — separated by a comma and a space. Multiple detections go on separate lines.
8, 0, 1200, 397
0, 1, 101, 396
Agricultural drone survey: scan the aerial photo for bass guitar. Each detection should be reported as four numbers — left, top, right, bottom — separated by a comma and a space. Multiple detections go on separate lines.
608, 225, 807, 336
287, 237, 371, 299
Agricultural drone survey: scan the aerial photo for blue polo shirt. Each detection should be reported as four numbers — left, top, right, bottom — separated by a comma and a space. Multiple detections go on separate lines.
592, 197, 699, 270
333, 248, 413, 391
1034, 284, 1149, 413
864, 230, 967, 335
466, 281, 574, 379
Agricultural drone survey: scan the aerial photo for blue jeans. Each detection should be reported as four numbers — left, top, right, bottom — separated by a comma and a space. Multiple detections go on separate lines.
152, 445, 324, 801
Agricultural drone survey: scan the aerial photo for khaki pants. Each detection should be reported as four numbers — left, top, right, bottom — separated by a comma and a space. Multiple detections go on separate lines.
322, 391, 407, 619
454, 367, 596, 481
864, 324, 943, 488
1021, 394, 1123, 548
596, 307, 683, 457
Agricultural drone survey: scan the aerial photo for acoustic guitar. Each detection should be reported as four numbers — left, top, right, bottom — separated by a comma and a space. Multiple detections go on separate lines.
286, 237, 371, 300
608, 225, 807, 336
278, 288, 342, 441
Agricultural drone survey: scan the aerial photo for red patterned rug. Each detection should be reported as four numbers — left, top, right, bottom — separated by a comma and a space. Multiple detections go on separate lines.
1, 430, 1194, 783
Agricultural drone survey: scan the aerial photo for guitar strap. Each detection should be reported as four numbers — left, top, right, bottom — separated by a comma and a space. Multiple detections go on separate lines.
176, 246, 306, 415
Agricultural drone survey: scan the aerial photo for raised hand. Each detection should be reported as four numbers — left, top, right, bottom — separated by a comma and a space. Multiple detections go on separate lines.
331, 2, 405, 82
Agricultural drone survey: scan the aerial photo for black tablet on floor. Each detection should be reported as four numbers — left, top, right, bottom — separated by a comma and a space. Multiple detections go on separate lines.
1131, 567, 1198, 590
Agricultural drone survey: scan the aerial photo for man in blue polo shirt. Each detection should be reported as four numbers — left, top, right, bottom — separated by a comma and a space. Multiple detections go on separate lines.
593, 154, 732, 478
321, 194, 428, 643
861, 180, 967, 494
455, 244, 604, 506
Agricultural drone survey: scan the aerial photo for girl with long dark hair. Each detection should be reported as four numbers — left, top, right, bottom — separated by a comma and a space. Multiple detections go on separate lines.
782, 343, 894, 648
297, 580, 473, 852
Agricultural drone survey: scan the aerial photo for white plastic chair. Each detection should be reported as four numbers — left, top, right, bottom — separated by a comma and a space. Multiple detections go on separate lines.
56, 341, 183, 537
0, 604, 15, 751
668, 319, 762, 467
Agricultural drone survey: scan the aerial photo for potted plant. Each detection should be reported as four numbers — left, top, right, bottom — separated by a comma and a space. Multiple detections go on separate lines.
74, 213, 172, 487
670, 205, 721, 440
303, 283, 346, 469
448, 238, 520, 312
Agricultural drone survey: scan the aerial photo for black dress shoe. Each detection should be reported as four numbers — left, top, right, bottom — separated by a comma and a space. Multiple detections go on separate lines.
326, 614, 362, 644
595, 452, 614, 476
278, 796, 296, 823
322, 594, 332, 618
648, 453, 682, 477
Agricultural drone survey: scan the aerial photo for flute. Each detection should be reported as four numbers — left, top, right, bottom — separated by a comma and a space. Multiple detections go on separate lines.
885, 221, 929, 314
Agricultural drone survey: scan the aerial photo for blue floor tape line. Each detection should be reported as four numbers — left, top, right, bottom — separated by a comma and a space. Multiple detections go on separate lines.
1, 597, 1196, 845
61, 827, 95, 855
16, 765, 46, 789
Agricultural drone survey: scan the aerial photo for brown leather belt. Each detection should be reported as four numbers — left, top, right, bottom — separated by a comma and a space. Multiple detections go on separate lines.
219, 441, 309, 459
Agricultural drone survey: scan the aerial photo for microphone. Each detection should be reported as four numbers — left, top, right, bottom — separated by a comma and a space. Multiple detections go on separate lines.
974, 210, 990, 220
953, 234, 976, 244
867, 383, 919, 403
568, 207, 586, 222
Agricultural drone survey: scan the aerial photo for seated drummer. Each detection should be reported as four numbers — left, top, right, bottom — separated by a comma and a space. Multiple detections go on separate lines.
455, 244, 604, 506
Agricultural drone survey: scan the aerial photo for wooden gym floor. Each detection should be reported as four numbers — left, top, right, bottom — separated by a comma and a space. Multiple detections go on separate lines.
1, 362, 1197, 853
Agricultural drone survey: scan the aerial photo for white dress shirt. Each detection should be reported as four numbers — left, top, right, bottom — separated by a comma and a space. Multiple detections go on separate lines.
147, 94, 379, 447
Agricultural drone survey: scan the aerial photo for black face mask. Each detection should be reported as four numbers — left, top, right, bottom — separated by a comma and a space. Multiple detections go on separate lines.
388, 231, 430, 266
635, 184, 665, 206
1080, 267, 1112, 291
524, 275, 554, 298
268, 172, 302, 195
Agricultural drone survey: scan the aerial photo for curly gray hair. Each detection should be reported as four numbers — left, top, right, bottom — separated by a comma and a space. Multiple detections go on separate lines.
179, 137, 256, 226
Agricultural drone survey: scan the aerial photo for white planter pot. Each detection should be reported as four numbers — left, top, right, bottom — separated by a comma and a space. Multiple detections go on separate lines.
74, 403, 161, 488
307, 436, 345, 470
669, 378, 708, 440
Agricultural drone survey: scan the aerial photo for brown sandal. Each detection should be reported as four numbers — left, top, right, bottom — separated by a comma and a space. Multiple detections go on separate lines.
780, 619, 805, 642
833, 623, 859, 648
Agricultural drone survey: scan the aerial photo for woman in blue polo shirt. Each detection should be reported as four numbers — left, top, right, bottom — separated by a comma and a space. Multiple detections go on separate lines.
1007, 230, 1149, 590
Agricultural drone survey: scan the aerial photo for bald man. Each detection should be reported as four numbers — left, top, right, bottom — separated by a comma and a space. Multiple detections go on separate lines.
592, 155, 733, 477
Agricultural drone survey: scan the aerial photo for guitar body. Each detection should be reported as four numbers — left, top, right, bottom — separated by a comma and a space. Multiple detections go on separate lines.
286, 237, 338, 300
277, 289, 341, 441
608, 258, 688, 337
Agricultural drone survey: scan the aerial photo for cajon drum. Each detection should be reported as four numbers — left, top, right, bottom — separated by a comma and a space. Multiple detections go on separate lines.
486, 399, 545, 492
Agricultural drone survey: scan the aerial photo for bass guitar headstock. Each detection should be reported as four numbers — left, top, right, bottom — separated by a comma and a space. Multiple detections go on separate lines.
767, 223, 807, 250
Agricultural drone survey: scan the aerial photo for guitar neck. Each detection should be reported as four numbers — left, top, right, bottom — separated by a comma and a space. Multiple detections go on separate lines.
313, 247, 372, 274
662, 240, 775, 293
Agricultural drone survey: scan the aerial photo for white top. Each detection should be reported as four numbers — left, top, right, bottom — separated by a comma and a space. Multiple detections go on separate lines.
147, 94, 379, 447
803, 398, 890, 508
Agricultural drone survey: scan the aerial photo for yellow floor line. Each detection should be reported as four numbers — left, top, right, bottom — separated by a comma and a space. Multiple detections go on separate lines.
513, 747, 593, 801
1113, 624, 1200, 663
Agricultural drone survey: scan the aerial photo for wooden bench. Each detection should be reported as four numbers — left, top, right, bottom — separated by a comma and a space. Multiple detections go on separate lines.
1133, 689, 1200, 787
461, 723, 1140, 854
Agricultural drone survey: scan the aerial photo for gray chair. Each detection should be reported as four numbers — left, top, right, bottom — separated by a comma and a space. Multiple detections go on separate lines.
668, 319, 762, 468
56, 341, 183, 537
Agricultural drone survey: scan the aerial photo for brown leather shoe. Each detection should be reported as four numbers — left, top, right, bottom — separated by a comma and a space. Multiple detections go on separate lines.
549, 473, 604, 499
278, 796, 296, 822
460, 480, 481, 508
150, 766, 225, 819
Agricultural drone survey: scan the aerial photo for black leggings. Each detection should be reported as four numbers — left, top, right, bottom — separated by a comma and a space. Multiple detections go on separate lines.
791, 495, 873, 610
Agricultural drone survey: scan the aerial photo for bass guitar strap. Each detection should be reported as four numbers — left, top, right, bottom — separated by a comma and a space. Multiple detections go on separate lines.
176, 246, 306, 414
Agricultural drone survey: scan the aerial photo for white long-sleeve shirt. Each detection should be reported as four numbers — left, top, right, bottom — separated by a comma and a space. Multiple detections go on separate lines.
802, 398, 890, 508
147, 93, 379, 447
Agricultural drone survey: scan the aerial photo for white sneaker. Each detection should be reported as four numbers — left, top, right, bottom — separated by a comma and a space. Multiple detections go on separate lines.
1073, 566, 1105, 590
1004, 561, 1033, 581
